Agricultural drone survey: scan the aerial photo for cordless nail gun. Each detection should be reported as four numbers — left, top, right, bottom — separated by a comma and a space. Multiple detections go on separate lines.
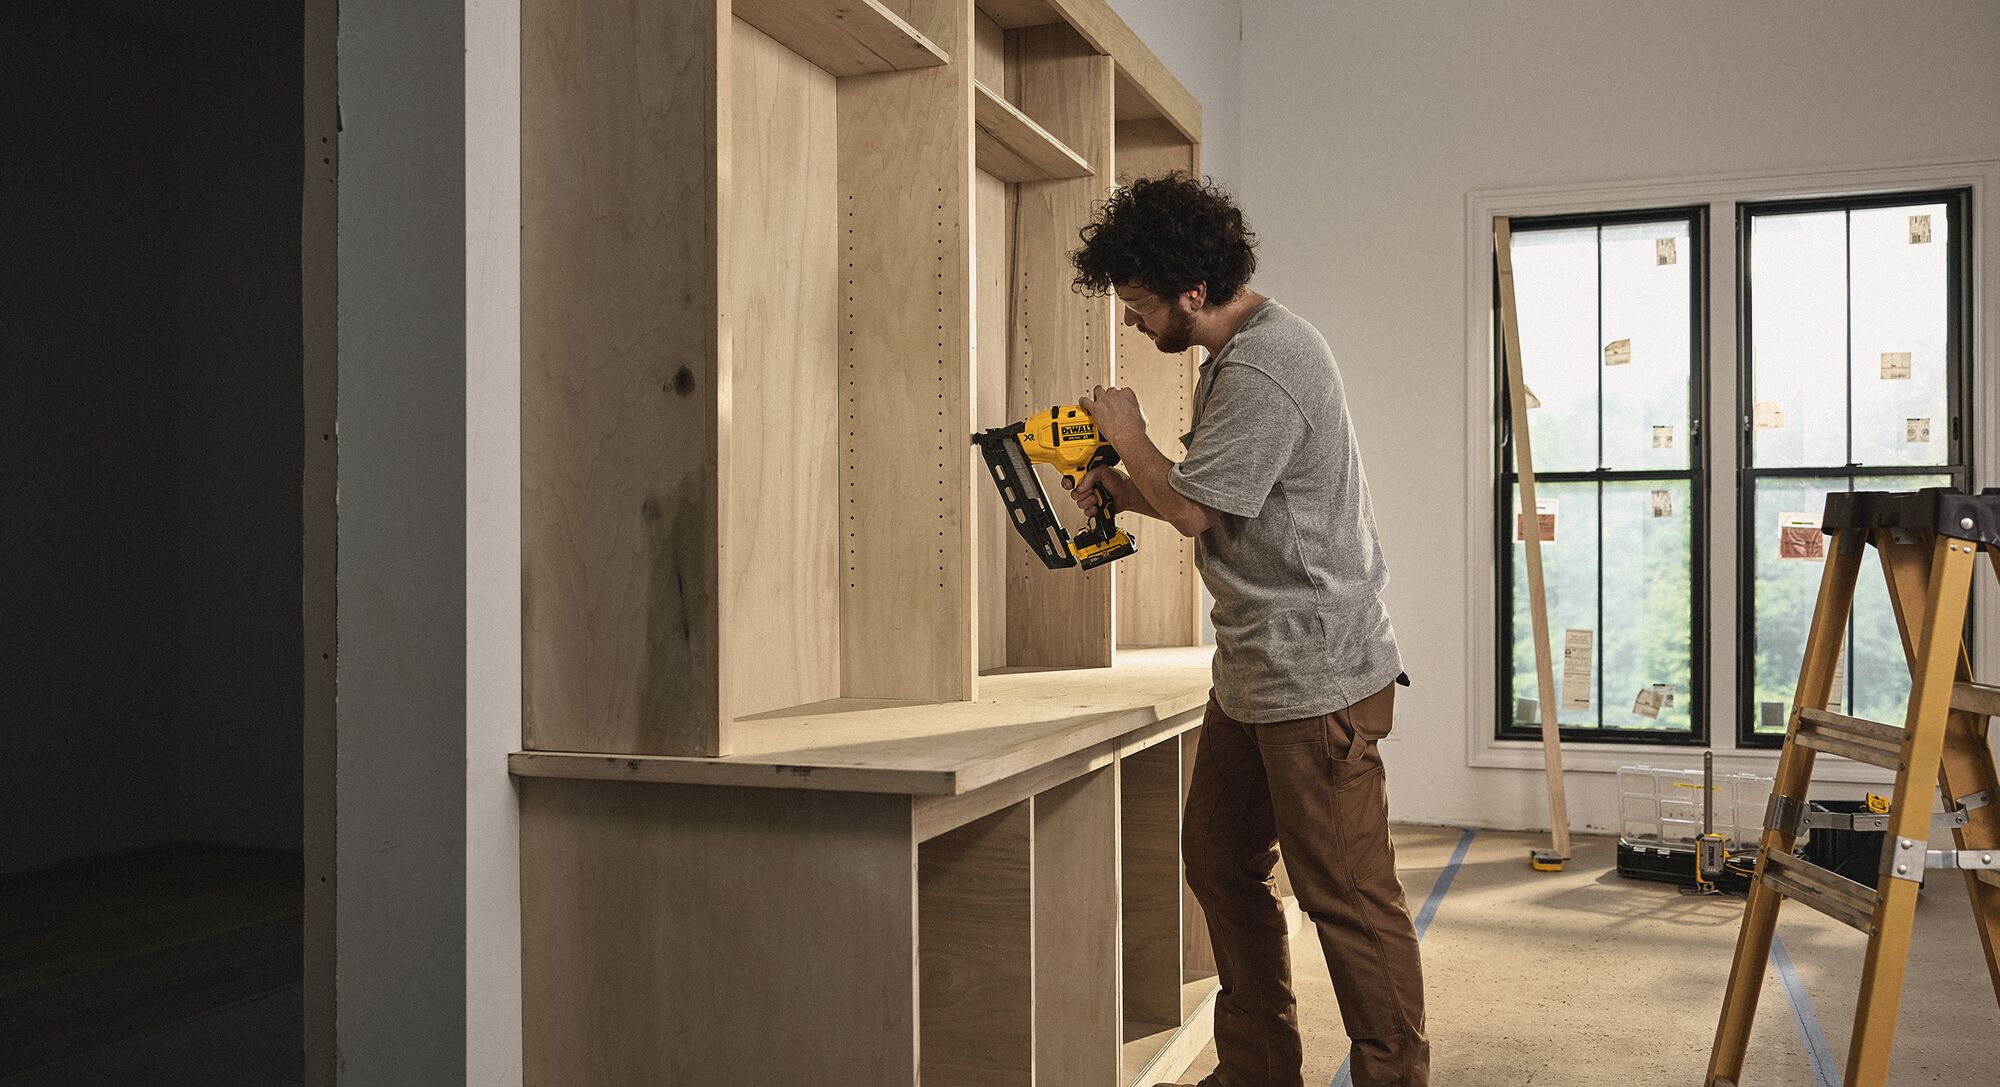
972, 404, 1139, 571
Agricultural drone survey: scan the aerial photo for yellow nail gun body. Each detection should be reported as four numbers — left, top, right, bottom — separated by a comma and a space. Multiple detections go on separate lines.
972, 405, 1139, 571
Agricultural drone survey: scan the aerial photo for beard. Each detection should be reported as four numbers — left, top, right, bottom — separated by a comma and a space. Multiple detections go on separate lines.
1147, 305, 1195, 353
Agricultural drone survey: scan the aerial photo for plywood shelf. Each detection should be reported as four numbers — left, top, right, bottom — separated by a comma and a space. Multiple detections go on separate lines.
1121, 979, 1220, 1086
974, 80, 1092, 182
735, 0, 950, 77
510, 646, 1213, 795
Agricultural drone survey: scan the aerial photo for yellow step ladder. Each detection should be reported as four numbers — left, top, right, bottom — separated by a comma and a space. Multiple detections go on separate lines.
1708, 488, 2000, 1087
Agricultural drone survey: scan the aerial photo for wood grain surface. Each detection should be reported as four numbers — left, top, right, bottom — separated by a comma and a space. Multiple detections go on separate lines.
522, 0, 728, 755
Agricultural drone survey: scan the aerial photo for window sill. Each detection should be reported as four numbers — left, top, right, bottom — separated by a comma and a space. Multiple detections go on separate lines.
1468, 732, 1895, 786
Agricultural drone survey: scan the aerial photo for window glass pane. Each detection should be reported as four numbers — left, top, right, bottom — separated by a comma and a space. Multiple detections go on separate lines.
1601, 221, 1692, 471
1599, 479, 1693, 731
1509, 480, 1600, 728
1749, 211, 1847, 468
1748, 474, 1951, 735
1847, 473, 1955, 728
1849, 203, 1950, 467
1511, 226, 1599, 472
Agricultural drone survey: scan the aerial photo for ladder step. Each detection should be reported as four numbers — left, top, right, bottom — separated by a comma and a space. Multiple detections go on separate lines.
1762, 852, 1877, 933
1796, 709, 1903, 770
1952, 681, 2000, 717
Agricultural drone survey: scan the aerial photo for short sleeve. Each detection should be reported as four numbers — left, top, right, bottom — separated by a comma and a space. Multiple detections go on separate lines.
1167, 364, 1308, 518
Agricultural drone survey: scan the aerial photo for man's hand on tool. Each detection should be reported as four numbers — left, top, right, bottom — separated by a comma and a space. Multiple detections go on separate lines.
1065, 466, 1155, 520
1077, 385, 1145, 448
1075, 382, 1222, 538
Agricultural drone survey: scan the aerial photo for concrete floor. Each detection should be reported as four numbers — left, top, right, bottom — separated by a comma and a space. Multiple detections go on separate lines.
1177, 826, 1996, 1087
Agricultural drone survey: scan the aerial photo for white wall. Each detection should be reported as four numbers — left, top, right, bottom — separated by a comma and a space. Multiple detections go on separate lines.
1111, 0, 1243, 187
465, 0, 524, 1081
1238, 0, 2000, 832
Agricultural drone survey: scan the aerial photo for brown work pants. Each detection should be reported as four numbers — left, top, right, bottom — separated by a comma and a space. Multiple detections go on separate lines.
1182, 681, 1428, 1087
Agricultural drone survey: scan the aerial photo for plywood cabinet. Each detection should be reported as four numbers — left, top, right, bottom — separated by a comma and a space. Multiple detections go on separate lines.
517, 0, 1217, 1080
523, 0, 1206, 757
515, 651, 1224, 1085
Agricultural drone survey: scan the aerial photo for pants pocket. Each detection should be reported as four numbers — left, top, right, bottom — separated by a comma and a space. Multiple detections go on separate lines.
1329, 681, 1396, 784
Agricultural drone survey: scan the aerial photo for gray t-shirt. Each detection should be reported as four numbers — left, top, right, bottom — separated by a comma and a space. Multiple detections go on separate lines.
1166, 299, 1403, 723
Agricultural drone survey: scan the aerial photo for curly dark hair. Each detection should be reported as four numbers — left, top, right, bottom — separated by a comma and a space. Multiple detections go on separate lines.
1070, 172, 1257, 304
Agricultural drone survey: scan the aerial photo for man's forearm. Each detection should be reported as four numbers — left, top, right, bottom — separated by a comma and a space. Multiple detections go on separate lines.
1119, 431, 1214, 537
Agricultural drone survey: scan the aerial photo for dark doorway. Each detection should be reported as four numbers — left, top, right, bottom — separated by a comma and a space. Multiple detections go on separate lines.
2, 3, 309, 1082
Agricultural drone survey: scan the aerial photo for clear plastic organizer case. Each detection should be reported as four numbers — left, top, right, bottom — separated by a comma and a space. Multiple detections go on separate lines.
1618, 764, 1778, 852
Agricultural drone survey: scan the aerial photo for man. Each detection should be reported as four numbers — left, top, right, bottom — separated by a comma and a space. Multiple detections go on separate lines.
1067, 173, 1426, 1087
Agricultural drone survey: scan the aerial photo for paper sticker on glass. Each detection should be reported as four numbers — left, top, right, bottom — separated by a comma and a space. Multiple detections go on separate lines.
1778, 512, 1825, 561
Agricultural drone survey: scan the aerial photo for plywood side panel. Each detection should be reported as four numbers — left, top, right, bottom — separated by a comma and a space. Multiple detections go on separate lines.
920, 801, 1035, 1087
520, 779, 918, 1084
976, 169, 1013, 674
837, 0, 976, 701
521, 0, 727, 754
1032, 764, 1121, 1084
1121, 739, 1183, 1030
1113, 119, 1200, 649
729, 21, 842, 716
1006, 23, 1115, 669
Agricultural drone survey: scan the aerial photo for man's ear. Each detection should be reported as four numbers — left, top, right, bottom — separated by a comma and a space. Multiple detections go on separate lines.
1185, 284, 1207, 311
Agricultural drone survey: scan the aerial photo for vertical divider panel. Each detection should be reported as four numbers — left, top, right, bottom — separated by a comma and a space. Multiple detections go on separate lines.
1179, 726, 1217, 982
1006, 23, 1115, 669
1032, 764, 1121, 1082
975, 168, 1013, 675
973, 7, 1012, 676
1120, 738, 1183, 1032
521, 0, 728, 755
921, 800, 1035, 1087
839, 0, 977, 702
1112, 118, 1202, 649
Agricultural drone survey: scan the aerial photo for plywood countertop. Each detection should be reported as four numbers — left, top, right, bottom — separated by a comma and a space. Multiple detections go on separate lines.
509, 646, 1213, 796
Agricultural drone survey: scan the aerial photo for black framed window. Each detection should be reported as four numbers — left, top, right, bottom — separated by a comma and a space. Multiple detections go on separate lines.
1738, 190, 1972, 747
1497, 208, 1709, 744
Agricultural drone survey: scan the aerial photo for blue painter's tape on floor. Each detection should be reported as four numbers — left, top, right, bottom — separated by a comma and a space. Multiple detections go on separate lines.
1331, 827, 1478, 1087
1770, 933, 1839, 1087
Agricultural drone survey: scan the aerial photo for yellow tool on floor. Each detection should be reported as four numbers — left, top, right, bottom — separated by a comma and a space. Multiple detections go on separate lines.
1706, 488, 2000, 1087
1694, 751, 1728, 892
973, 404, 1138, 571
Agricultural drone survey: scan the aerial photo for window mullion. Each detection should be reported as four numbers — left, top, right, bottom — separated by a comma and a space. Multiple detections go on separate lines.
1596, 226, 1606, 732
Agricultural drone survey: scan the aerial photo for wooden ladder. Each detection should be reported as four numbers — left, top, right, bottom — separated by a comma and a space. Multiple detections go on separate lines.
1707, 488, 2000, 1086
